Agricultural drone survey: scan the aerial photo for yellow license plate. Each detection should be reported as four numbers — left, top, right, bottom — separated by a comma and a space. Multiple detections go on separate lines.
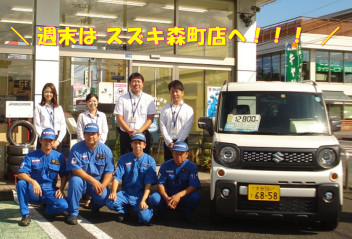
248, 184, 280, 201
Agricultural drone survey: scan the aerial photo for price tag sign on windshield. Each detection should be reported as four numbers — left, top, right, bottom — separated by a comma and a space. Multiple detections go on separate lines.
225, 114, 261, 132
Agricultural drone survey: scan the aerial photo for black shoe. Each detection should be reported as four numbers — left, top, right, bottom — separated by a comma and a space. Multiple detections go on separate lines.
183, 214, 196, 224
19, 214, 31, 226
48, 210, 68, 219
116, 213, 128, 222
66, 215, 78, 225
60, 210, 69, 217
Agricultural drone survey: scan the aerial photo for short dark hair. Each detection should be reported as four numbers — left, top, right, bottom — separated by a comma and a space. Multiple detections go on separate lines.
86, 92, 99, 102
128, 72, 144, 83
168, 80, 184, 92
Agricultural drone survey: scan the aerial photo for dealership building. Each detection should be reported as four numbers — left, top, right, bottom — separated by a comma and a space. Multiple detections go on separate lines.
2, 0, 351, 168
0, 0, 276, 161
257, 8, 352, 127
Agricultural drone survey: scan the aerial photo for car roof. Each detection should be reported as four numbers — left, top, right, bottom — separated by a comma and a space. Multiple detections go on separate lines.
222, 81, 321, 93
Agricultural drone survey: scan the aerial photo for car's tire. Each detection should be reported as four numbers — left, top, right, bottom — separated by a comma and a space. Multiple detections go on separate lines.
210, 199, 223, 224
7, 155, 25, 165
7, 165, 20, 174
7, 120, 36, 146
7, 145, 36, 156
320, 218, 339, 231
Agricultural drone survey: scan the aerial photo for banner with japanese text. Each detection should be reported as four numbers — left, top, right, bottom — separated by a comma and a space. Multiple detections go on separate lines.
285, 41, 303, 82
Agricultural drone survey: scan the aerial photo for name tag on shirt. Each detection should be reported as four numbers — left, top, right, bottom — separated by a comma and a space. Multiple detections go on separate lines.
51, 159, 60, 165
130, 117, 136, 123
181, 168, 190, 174
170, 127, 177, 135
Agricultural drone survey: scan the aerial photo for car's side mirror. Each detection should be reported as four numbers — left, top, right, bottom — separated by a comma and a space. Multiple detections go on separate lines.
330, 118, 341, 132
198, 117, 214, 136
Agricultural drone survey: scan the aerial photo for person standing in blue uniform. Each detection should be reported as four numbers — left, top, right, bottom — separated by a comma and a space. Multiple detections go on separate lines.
16, 128, 68, 226
149, 142, 201, 224
66, 123, 114, 225
106, 133, 157, 224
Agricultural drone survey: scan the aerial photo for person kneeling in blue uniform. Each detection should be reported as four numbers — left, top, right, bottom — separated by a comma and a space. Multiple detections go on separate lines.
17, 128, 68, 226
66, 123, 114, 225
106, 133, 157, 224
149, 141, 201, 224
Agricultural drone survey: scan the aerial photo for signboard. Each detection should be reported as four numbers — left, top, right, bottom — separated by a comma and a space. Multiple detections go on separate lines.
114, 83, 128, 103
207, 86, 221, 118
285, 42, 303, 82
6, 101, 34, 118
98, 82, 114, 104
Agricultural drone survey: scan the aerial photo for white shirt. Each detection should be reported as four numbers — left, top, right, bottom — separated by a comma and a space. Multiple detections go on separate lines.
160, 101, 194, 147
34, 103, 67, 143
114, 91, 157, 131
76, 110, 109, 143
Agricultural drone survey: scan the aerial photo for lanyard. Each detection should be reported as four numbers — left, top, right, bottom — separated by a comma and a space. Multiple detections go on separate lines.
45, 105, 55, 128
129, 92, 142, 117
89, 112, 99, 124
171, 103, 183, 128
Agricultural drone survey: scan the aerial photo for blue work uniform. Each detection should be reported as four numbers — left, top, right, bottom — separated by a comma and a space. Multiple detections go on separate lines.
149, 159, 201, 216
17, 149, 68, 216
106, 152, 157, 223
66, 141, 114, 216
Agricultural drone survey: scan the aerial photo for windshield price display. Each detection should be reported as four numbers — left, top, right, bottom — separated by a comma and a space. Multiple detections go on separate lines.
248, 184, 280, 201
224, 114, 261, 132
234, 115, 259, 122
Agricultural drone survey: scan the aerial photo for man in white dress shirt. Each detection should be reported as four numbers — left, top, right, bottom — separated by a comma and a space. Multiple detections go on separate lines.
160, 80, 194, 161
114, 72, 157, 155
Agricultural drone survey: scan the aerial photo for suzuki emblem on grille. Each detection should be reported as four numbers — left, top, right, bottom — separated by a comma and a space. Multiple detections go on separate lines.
273, 152, 284, 163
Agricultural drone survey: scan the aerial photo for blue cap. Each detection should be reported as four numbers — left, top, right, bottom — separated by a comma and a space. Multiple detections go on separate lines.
131, 132, 146, 142
172, 141, 189, 152
84, 123, 99, 133
41, 128, 56, 140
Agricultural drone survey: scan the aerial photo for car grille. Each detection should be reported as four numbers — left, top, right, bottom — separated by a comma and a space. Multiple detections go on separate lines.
241, 149, 316, 170
237, 195, 317, 213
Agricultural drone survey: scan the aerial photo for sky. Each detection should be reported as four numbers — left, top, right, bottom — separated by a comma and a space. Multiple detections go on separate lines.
256, 0, 352, 27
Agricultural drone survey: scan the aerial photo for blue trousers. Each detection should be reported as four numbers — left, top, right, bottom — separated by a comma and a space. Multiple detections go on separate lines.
149, 191, 201, 216
106, 190, 153, 223
16, 180, 68, 216
67, 175, 110, 216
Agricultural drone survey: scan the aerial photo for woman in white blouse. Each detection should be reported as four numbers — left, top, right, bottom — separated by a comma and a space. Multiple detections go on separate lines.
76, 93, 108, 143
34, 83, 66, 151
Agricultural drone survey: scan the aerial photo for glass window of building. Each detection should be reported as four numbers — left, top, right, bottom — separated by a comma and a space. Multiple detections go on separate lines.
0, 1, 34, 46
262, 55, 271, 81
316, 51, 329, 82
302, 49, 310, 80
344, 53, 352, 83
344, 104, 352, 119
0, 53, 33, 101
132, 65, 171, 111
330, 52, 343, 82
178, 0, 234, 57
271, 54, 280, 81
60, 0, 174, 54
59, 56, 127, 113
280, 52, 285, 81
256, 57, 262, 81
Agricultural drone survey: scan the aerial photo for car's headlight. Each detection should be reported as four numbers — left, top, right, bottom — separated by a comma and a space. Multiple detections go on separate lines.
317, 148, 337, 169
220, 146, 237, 164
213, 143, 240, 167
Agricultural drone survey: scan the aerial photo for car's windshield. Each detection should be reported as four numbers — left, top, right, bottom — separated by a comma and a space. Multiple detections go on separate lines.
217, 91, 329, 135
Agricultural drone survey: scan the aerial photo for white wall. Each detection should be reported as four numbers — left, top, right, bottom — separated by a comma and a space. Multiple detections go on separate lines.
236, 0, 258, 82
